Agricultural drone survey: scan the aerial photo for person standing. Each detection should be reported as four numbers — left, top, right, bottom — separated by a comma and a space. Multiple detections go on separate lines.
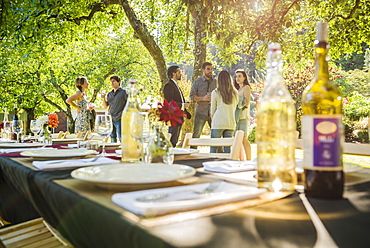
66, 76, 94, 135
234, 69, 252, 160
163, 66, 189, 147
210, 71, 238, 153
190, 62, 217, 140
101, 75, 128, 143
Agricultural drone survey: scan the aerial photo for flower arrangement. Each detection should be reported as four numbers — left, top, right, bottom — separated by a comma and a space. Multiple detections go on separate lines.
36, 113, 59, 128
149, 99, 184, 126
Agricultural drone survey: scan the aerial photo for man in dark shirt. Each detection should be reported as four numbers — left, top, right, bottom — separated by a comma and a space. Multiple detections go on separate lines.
190, 62, 217, 140
101, 75, 128, 142
163, 66, 189, 147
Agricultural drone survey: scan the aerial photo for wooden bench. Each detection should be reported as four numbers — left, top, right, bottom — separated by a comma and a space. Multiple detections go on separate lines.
0, 218, 73, 248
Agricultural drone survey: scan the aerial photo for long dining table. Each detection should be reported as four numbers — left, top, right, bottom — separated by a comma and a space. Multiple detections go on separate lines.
1, 147, 370, 248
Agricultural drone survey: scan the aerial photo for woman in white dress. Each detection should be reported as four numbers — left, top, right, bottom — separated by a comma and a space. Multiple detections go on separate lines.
210, 71, 238, 153
234, 69, 252, 160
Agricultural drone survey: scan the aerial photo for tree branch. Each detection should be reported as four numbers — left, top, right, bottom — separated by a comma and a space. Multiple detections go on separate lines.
329, 0, 361, 21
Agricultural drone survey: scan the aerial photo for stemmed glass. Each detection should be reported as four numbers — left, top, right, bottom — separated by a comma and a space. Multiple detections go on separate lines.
130, 112, 150, 162
30, 120, 42, 142
11, 120, 23, 143
3, 121, 12, 141
95, 115, 113, 156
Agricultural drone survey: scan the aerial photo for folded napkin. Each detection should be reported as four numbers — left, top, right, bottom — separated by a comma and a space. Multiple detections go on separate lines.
202, 160, 256, 173
33, 157, 120, 170
0, 147, 54, 154
112, 181, 266, 216
115, 150, 122, 155
67, 144, 78, 148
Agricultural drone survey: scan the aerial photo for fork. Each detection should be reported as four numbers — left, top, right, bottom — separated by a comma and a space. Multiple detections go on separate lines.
48, 156, 101, 164
136, 178, 223, 202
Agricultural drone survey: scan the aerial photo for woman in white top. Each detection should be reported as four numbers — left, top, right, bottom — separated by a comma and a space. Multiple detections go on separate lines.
234, 69, 252, 160
210, 71, 238, 153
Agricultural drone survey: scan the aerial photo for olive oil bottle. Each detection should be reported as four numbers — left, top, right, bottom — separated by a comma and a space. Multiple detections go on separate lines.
256, 43, 297, 192
121, 81, 140, 163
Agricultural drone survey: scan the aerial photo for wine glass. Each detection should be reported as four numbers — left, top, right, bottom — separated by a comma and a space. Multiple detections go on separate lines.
11, 120, 23, 143
130, 112, 150, 162
30, 120, 41, 142
95, 115, 113, 156
3, 121, 12, 141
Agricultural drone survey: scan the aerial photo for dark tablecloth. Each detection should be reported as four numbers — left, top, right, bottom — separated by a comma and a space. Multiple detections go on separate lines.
1, 156, 370, 247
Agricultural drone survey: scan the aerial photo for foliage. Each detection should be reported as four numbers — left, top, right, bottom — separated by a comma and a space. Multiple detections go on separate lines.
248, 125, 256, 143
335, 43, 368, 71
343, 92, 370, 121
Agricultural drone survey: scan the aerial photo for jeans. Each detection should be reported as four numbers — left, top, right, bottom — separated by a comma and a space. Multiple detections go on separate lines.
191, 113, 212, 148
210, 129, 234, 153
168, 124, 182, 147
110, 120, 121, 143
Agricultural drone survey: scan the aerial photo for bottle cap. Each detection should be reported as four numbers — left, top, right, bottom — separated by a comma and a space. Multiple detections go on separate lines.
268, 42, 281, 52
267, 43, 282, 69
316, 22, 328, 42
128, 79, 137, 84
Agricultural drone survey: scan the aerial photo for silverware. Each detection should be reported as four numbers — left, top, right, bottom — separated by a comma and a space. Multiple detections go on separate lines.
48, 156, 100, 164
299, 193, 338, 248
136, 178, 223, 202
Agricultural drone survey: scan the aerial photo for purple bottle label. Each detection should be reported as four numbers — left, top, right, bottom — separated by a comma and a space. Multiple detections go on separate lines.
313, 118, 340, 167
302, 115, 342, 168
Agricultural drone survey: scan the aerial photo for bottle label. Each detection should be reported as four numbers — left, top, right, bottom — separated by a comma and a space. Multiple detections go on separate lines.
302, 115, 342, 169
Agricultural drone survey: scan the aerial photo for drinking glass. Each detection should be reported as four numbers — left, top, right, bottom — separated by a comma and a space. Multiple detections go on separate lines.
11, 120, 23, 143
30, 120, 41, 142
95, 115, 113, 156
130, 112, 150, 162
3, 121, 12, 141
99, 89, 107, 99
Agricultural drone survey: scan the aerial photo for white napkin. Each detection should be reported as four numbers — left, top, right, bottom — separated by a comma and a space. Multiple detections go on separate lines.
112, 181, 267, 216
202, 160, 256, 173
0, 147, 54, 154
33, 157, 120, 170
67, 144, 78, 148
115, 150, 122, 155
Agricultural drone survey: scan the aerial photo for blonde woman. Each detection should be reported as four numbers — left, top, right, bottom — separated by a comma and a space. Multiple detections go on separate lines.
210, 71, 238, 153
234, 69, 252, 160
66, 76, 93, 135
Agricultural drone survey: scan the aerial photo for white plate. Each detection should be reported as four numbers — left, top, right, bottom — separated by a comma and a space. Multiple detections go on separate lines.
0, 140, 16, 143
104, 142, 121, 147
170, 148, 199, 155
71, 163, 196, 185
52, 138, 82, 144
21, 149, 98, 159
0, 142, 45, 148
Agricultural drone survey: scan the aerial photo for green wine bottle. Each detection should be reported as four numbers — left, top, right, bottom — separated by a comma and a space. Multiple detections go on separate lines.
301, 22, 344, 199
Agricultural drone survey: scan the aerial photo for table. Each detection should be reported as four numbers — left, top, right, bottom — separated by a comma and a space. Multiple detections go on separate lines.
1, 152, 370, 247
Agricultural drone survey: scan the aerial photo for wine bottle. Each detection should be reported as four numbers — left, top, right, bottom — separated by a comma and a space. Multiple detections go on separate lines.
1, 108, 9, 139
256, 43, 297, 192
11, 104, 19, 141
302, 22, 344, 199
121, 81, 140, 163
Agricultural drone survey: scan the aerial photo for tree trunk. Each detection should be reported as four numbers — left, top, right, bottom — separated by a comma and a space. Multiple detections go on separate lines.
120, 0, 167, 88
23, 108, 35, 134
179, 0, 210, 145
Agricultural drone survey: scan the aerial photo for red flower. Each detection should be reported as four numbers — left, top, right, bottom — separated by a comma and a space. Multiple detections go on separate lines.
0, 122, 3, 129
48, 113, 59, 128
158, 99, 184, 126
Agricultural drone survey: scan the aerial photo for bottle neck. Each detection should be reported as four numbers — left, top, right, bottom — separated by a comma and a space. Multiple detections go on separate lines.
13, 108, 18, 120
3, 109, 8, 122
314, 41, 329, 81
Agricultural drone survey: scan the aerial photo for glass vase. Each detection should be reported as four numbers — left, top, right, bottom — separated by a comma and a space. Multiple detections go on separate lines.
39, 125, 53, 145
146, 124, 174, 165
